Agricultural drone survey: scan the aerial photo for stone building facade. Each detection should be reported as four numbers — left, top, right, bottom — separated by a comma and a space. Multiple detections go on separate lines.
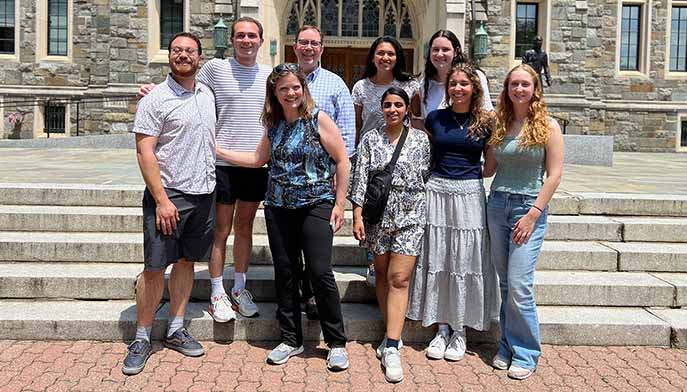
1, 0, 686, 151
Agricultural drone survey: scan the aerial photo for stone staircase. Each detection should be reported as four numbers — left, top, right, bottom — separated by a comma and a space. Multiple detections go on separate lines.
0, 183, 686, 347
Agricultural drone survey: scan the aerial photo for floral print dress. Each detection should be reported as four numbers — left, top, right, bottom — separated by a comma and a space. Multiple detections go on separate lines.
349, 127, 431, 256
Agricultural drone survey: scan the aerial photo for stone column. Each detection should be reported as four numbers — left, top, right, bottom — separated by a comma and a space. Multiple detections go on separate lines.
445, 0, 466, 44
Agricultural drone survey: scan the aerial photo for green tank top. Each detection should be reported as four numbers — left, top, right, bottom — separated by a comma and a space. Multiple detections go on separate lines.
490, 136, 546, 196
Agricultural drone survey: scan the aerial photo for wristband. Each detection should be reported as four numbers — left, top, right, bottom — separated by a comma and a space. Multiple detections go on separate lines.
531, 205, 544, 213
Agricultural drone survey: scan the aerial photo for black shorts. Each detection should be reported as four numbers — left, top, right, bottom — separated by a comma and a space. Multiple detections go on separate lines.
216, 166, 268, 204
142, 188, 216, 271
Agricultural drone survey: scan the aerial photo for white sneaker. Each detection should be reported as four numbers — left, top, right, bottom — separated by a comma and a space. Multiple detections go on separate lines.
426, 333, 448, 360
508, 364, 535, 380
208, 294, 236, 323
444, 330, 466, 361
381, 347, 403, 383
376, 336, 404, 359
230, 288, 259, 317
492, 354, 509, 370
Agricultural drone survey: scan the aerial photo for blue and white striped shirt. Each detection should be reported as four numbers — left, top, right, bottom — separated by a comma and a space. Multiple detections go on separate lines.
306, 66, 356, 157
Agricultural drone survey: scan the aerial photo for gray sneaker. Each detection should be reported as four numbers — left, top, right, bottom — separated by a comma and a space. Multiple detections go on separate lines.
327, 347, 349, 371
122, 339, 152, 375
230, 288, 259, 317
381, 347, 403, 383
375, 336, 404, 359
266, 342, 304, 365
164, 327, 204, 357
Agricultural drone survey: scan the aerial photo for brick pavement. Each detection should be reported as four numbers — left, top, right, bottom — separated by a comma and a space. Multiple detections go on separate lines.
1, 340, 686, 391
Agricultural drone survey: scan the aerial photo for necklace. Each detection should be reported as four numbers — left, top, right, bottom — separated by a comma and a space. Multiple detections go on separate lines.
451, 112, 471, 132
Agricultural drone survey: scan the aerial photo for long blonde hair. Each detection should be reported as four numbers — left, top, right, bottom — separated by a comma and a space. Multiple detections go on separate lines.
489, 64, 549, 147
262, 64, 316, 130
444, 63, 493, 140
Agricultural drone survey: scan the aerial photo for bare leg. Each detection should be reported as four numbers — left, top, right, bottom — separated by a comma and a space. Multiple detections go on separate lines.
373, 253, 391, 326
384, 253, 416, 341
232, 200, 260, 274
136, 269, 165, 327
168, 259, 195, 318
209, 203, 235, 280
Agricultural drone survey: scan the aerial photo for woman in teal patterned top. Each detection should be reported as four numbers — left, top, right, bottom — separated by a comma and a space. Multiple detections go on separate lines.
216, 63, 351, 371
483, 64, 564, 380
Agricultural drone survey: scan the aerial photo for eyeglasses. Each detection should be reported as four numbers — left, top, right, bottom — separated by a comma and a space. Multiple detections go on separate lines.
170, 46, 198, 56
296, 39, 322, 48
273, 63, 300, 74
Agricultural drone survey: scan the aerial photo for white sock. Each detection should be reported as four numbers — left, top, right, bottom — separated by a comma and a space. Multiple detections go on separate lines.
438, 324, 450, 338
232, 272, 246, 293
136, 325, 151, 343
211, 276, 226, 299
167, 316, 184, 338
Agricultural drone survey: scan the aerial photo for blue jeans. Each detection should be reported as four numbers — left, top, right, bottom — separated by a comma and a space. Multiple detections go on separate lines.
486, 191, 547, 370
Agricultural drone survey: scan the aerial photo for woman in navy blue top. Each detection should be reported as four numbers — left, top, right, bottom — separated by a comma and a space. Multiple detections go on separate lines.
217, 63, 351, 371
407, 63, 499, 362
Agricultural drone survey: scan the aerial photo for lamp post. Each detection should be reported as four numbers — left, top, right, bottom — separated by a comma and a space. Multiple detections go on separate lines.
472, 21, 488, 66
213, 17, 228, 59
214, 0, 240, 59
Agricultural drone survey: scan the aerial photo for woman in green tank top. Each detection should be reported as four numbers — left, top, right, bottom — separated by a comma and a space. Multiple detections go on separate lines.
482, 64, 564, 380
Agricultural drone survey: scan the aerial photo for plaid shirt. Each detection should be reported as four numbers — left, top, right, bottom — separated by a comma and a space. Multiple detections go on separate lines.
306, 66, 356, 157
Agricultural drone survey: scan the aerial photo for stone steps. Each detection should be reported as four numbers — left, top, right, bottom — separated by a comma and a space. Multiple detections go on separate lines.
0, 300, 675, 346
1, 262, 684, 308
4, 205, 687, 242
2, 184, 687, 217
0, 232, 628, 270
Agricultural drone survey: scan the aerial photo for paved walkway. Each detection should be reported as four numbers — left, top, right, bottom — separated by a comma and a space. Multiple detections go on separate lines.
1, 340, 687, 391
2, 148, 687, 193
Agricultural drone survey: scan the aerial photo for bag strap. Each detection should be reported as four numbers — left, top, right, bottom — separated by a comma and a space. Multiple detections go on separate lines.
387, 126, 409, 171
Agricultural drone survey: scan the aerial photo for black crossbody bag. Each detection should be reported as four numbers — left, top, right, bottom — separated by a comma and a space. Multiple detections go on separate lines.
362, 127, 409, 225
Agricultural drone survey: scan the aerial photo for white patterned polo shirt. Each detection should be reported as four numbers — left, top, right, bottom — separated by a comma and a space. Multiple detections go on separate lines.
133, 74, 217, 195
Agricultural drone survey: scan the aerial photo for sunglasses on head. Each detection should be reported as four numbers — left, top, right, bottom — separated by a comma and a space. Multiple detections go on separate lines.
273, 63, 300, 74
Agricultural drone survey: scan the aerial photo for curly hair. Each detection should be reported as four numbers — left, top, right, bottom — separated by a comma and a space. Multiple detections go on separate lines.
489, 64, 550, 147
444, 63, 493, 140
262, 64, 316, 130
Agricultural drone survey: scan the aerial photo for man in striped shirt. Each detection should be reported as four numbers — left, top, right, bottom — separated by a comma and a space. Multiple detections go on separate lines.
196, 17, 272, 321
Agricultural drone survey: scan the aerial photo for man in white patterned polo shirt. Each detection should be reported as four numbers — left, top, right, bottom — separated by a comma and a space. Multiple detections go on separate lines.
123, 32, 216, 376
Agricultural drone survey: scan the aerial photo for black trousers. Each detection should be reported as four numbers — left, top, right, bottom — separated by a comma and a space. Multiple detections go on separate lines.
265, 202, 347, 348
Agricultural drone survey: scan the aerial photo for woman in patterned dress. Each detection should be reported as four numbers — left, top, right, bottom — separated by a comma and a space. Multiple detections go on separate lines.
349, 87, 431, 383
216, 63, 351, 371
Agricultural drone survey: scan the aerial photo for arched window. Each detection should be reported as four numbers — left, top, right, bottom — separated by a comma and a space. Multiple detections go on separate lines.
285, 0, 413, 40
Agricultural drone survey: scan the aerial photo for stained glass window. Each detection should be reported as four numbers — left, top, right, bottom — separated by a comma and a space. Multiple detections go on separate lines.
321, 0, 338, 36
399, 3, 412, 38
287, 2, 299, 35
303, 0, 317, 26
362, 0, 380, 37
341, 0, 359, 37
383, 3, 396, 37
0, 0, 14, 54
285, 0, 413, 39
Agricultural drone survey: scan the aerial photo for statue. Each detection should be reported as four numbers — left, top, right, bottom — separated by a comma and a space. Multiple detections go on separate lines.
522, 36, 551, 87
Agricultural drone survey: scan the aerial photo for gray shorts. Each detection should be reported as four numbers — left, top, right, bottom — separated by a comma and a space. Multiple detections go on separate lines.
142, 188, 216, 271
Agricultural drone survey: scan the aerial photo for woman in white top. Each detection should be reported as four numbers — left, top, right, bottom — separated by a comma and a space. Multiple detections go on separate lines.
352, 36, 420, 145
411, 30, 493, 129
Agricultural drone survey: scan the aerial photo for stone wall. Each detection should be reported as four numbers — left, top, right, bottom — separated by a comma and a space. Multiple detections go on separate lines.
0, 0, 219, 139
466, 0, 687, 151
